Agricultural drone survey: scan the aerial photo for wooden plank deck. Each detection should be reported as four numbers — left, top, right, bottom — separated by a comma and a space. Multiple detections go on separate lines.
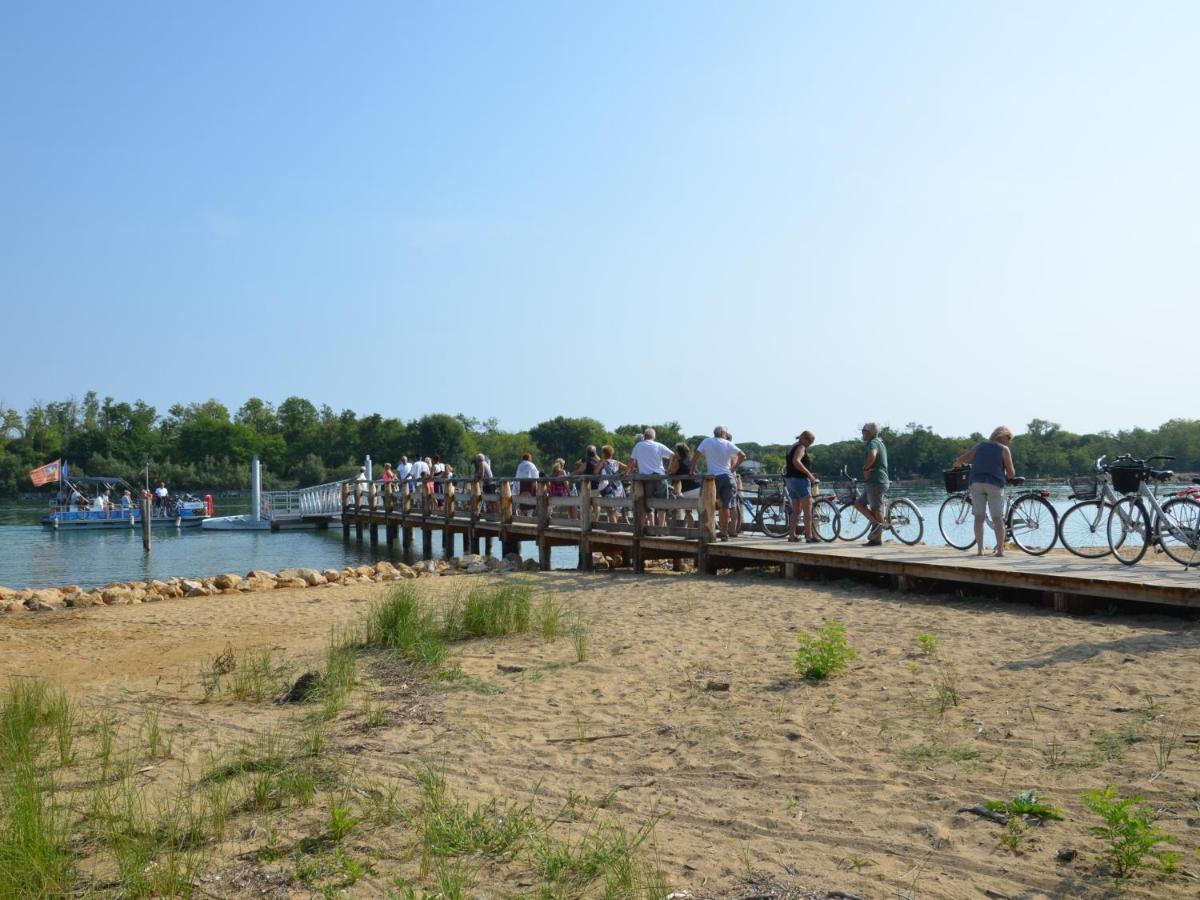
336, 477, 1200, 610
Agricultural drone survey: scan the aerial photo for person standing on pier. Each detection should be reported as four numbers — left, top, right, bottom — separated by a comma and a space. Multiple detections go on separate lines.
952, 426, 1017, 556
629, 428, 675, 527
694, 427, 745, 541
395, 457, 412, 495
515, 452, 539, 516
785, 431, 819, 543
854, 423, 889, 546
154, 481, 169, 516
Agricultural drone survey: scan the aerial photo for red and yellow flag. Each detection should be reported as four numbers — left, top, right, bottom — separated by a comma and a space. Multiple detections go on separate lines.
29, 459, 61, 487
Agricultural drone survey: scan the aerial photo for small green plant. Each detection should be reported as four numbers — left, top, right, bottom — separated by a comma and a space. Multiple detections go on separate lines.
442, 582, 533, 639
793, 619, 857, 680
1042, 736, 1066, 769
328, 797, 360, 843
1081, 786, 1175, 879
1093, 725, 1141, 762
932, 668, 959, 716
839, 854, 875, 872
571, 624, 589, 663
998, 816, 1025, 853
536, 594, 566, 643
916, 632, 939, 657
985, 789, 1064, 822
1152, 719, 1180, 773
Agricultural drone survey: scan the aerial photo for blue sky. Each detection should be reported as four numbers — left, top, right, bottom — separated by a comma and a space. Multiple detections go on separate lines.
2, 2, 1196, 444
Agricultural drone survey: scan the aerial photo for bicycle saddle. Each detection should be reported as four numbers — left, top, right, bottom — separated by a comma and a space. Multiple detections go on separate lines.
1149, 469, 1174, 481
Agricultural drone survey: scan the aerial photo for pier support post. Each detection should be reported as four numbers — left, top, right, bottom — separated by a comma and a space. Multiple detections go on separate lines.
140, 498, 152, 552
341, 483, 351, 540
369, 482, 379, 546
632, 480, 646, 574
499, 481, 515, 558
578, 480, 593, 571
442, 483, 455, 558
537, 483, 551, 571
421, 485, 433, 561
697, 477, 717, 575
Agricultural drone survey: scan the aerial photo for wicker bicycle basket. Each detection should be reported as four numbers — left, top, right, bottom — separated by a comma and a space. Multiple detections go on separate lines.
1068, 474, 1100, 501
943, 467, 971, 494
834, 481, 858, 505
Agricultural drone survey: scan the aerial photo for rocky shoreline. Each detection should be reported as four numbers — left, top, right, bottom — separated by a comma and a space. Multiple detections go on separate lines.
0, 553, 539, 614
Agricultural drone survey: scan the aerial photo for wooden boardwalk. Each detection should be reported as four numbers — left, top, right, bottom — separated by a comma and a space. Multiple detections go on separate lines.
338, 476, 1200, 610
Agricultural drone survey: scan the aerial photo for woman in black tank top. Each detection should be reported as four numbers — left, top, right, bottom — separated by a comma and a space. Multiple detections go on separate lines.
668, 443, 699, 525
785, 431, 818, 542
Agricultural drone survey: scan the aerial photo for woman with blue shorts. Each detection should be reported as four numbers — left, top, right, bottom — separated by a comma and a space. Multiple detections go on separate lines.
785, 431, 819, 543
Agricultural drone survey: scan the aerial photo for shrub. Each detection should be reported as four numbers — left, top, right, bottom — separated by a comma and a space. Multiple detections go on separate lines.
793, 619, 857, 681
443, 583, 532, 640
364, 585, 446, 668
1081, 786, 1174, 878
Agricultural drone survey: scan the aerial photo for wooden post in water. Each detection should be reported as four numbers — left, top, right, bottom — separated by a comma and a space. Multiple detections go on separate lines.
384, 482, 396, 548
578, 480, 592, 571
697, 476, 717, 574
341, 483, 351, 540
140, 497, 152, 552
632, 479, 646, 574
537, 482, 551, 571
401, 485, 413, 555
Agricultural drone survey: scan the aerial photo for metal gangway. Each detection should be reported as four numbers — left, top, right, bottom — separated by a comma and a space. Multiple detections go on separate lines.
261, 478, 344, 523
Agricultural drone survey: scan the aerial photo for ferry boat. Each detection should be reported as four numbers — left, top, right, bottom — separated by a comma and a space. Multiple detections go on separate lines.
40, 471, 212, 530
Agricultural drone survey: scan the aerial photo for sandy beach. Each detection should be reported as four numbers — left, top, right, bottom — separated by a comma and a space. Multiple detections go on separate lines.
2, 569, 1198, 898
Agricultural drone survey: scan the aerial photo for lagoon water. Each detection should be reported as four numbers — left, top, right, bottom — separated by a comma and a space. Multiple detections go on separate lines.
0, 486, 1081, 590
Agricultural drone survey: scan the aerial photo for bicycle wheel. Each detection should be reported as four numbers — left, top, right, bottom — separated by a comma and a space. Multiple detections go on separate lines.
888, 498, 924, 545
937, 494, 976, 550
836, 503, 871, 541
1057, 500, 1113, 558
755, 491, 790, 538
1158, 496, 1200, 568
1006, 494, 1058, 555
1107, 496, 1149, 565
812, 497, 839, 542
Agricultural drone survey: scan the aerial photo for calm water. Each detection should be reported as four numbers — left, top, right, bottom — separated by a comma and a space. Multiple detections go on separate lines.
0, 486, 1080, 590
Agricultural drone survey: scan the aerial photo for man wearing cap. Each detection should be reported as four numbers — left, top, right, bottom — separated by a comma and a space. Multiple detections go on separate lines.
854, 422, 889, 547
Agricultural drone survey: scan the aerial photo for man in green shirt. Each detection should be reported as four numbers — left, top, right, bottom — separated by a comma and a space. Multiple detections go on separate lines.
853, 422, 889, 547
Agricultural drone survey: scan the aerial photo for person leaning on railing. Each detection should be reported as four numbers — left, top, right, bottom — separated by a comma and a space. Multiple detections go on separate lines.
596, 445, 627, 524
952, 425, 1017, 557
668, 442, 699, 526
515, 452, 539, 515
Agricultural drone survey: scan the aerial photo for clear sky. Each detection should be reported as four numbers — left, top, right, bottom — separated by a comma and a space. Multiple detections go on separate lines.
3, 2, 1196, 444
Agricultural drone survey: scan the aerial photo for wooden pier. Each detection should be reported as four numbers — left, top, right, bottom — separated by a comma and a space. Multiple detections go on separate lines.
339, 475, 1200, 611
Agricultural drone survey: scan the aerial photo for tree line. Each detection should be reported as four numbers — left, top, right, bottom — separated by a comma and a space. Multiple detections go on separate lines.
1, 393, 1196, 497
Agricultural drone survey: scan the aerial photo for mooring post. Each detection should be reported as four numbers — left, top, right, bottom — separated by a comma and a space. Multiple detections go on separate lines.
354, 482, 364, 543
140, 497, 152, 552
537, 482, 551, 571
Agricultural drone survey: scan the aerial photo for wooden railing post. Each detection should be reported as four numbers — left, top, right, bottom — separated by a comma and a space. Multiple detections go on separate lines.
369, 481, 379, 545
697, 476, 717, 574
632, 479, 646, 574
578, 480, 593, 571
384, 482, 396, 548
421, 479, 433, 560
537, 481, 551, 571
471, 478, 482, 554
341, 482, 351, 539
401, 483, 413, 555
442, 479, 454, 558
499, 481, 513, 556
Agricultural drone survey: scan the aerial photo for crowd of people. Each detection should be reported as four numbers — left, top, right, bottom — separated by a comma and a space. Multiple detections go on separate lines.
366, 422, 1019, 549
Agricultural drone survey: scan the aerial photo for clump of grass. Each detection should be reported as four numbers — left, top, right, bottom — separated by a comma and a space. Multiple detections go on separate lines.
900, 741, 980, 767
915, 632, 939, 657
319, 629, 358, 720
414, 765, 535, 860
1093, 725, 1141, 763
1152, 719, 1180, 773
571, 624, 589, 663
931, 667, 960, 717
1081, 786, 1176, 879
793, 619, 857, 681
536, 594, 567, 643
985, 789, 1064, 822
527, 812, 666, 898
365, 585, 447, 668
0, 758, 75, 895
444, 582, 532, 640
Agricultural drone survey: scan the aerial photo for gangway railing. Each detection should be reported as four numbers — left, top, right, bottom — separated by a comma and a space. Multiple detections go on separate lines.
262, 478, 345, 521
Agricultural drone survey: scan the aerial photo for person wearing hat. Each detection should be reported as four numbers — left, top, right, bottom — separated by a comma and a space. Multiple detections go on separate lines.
785, 431, 819, 542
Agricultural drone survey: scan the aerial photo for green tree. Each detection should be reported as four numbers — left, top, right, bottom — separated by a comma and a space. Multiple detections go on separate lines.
532, 416, 610, 465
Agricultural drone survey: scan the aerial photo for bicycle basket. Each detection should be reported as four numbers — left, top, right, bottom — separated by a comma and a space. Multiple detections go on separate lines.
1068, 474, 1100, 501
943, 467, 970, 494
1109, 464, 1147, 495
834, 481, 858, 505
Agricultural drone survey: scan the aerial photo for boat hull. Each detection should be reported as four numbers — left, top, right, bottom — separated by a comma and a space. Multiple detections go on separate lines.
42, 511, 207, 529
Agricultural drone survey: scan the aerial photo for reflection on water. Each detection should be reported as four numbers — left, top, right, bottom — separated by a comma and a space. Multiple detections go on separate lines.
0, 486, 1081, 589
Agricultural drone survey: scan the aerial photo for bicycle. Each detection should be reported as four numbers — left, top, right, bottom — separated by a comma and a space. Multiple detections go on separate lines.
753, 476, 839, 541
1057, 455, 1128, 558
830, 466, 924, 545
1104, 455, 1200, 567
937, 466, 1058, 555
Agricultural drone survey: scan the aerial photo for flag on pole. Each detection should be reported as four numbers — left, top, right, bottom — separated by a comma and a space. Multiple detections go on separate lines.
29, 459, 62, 486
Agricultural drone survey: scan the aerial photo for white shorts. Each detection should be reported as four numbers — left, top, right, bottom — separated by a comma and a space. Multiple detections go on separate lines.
969, 481, 1004, 522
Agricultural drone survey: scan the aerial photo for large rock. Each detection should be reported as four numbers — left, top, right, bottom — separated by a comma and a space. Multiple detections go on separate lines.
466, 562, 489, 574
416, 560, 439, 574
2, 600, 22, 614
0, 586, 16, 601
395, 563, 417, 579
213, 573, 242, 591
57, 584, 82, 596
246, 570, 276, 582
276, 577, 309, 589
100, 587, 129, 605
323, 569, 341, 583
26, 590, 64, 611
179, 580, 204, 595
277, 567, 322, 586
521, 558, 539, 572
148, 579, 173, 596
355, 565, 375, 579
484, 557, 503, 570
